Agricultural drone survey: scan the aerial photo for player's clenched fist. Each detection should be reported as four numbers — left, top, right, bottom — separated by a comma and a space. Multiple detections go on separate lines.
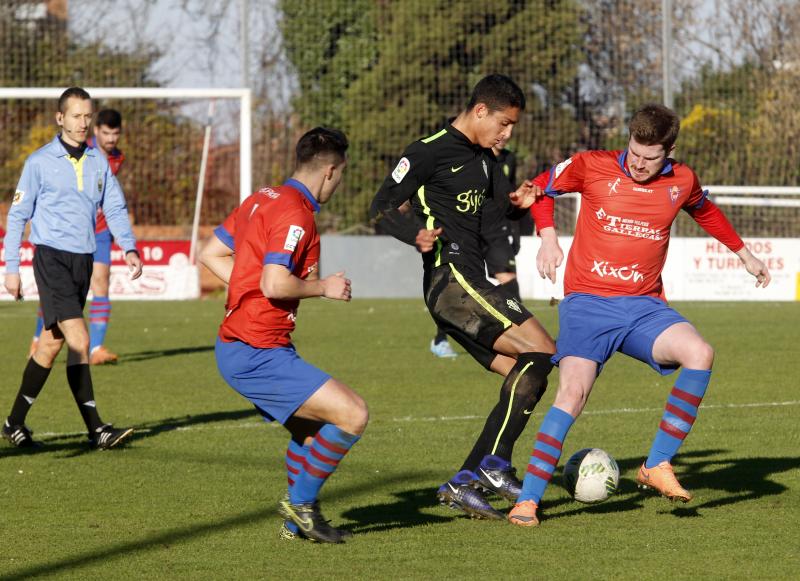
415, 227, 442, 253
322, 271, 352, 301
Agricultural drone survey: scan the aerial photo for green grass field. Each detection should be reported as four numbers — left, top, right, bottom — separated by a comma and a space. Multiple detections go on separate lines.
1, 298, 798, 580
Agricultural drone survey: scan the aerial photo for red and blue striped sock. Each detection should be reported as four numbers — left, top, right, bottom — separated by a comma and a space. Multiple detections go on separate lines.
518, 406, 575, 504
285, 439, 310, 534
645, 368, 711, 468
89, 297, 111, 352
33, 306, 44, 339
290, 424, 360, 505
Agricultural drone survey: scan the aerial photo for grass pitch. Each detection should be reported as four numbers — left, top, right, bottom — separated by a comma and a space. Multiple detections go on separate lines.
1, 298, 798, 580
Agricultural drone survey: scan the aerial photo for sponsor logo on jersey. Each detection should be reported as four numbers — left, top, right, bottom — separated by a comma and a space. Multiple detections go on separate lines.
482, 159, 488, 178
594, 207, 664, 241
392, 157, 411, 183
450, 165, 464, 173
607, 177, 621, 195
259, 187, 280, 199
591, 260, 645, 283
284, 225, 305, 251
450, 243, 459, 250
553, 157, 573, 179
455, 188, 485, 214
668, 185, 681, 204
12, 190, 24, 205
633, 186, 653, 193
506, 298, 522, 313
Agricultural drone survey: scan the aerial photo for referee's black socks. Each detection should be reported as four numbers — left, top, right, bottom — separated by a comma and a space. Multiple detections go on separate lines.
461, 352, 553, 472
66, 364, 104, 433
8, 357, 52, 426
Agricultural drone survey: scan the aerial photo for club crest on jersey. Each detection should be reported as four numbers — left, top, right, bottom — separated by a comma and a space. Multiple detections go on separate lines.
392, 157, 411, 183
12, 190, 24, 205
667, 185, 681, 205
284, 225, 305, 251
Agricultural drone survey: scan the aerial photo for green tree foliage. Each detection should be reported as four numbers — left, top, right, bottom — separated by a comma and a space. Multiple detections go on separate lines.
280, 0, 584, 231
0, 6, 211, 227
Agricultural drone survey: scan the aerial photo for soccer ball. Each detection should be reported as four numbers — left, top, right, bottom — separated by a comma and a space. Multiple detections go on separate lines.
562, 448, 620, 504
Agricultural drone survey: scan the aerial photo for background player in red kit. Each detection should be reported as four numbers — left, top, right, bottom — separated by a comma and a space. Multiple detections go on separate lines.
30, 108, 125, 365
201, 127, 368, 544
508, 103, 771, 527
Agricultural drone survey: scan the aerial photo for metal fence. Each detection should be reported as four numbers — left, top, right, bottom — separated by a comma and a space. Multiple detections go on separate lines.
1, 0, 798, 236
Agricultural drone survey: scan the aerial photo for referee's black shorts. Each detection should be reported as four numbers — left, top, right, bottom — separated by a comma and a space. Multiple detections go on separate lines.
424, 263, 533, 370
32, 245, 93, 331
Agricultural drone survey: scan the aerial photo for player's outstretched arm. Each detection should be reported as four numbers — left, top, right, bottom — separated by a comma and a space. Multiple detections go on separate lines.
200, 236, 235, 284
261, 264, 351, 301
736, 246, 771, 288
536, 226, 564, 284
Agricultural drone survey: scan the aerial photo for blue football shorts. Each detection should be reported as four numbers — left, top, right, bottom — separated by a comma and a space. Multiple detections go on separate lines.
215, 338, 331, 424
553, 293, 689, 375
93, 230, 113, 265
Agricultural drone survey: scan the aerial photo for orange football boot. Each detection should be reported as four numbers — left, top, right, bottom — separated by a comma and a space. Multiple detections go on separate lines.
508, 500, 540, 527
637, 461, 693, 502
90, 346, 119, 365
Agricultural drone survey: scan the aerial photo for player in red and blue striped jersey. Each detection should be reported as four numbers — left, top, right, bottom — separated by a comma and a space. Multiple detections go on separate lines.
201, 127, 367, 544
30, 109, 125, 365
508, 104, 771, 527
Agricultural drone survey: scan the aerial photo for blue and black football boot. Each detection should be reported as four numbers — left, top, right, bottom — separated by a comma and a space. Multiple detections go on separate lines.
475, 455, 523, 503
436, 470, 505, 520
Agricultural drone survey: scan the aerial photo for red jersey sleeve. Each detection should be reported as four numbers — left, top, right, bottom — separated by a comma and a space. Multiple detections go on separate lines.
260, 208, 315, 270
681, 171, 744, 253
529, 153, 589, 232
214, 207, 238, 250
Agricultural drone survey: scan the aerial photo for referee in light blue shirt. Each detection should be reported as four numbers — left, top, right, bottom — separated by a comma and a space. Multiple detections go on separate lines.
2, 87, 142, 450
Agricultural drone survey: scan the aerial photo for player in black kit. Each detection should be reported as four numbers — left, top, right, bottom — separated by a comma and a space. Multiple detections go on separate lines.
370, 74, 556, 519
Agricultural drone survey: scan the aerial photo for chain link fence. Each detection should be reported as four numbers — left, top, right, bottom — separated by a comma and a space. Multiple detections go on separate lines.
2, 0, 798, 237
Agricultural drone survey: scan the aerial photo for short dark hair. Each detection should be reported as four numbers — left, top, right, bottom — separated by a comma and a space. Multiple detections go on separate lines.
629, 104, 681, 151
58, 87, 91, 113
96, 109, 122, 129
296, 127, 349, 169
466, 74, 526, 112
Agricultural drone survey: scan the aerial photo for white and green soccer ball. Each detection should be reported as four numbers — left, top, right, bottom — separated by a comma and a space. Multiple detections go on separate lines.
562, 448, 620, 504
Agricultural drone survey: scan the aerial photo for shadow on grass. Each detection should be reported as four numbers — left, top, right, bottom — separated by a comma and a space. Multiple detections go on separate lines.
0, 471, 429, 579
117, 345, 214, 363
541, 449, 800, 521
340, 486, 457, 534
0, 408, 260, 459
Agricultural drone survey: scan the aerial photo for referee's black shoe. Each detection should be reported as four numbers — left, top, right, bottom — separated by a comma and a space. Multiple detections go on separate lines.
2, 420, 41, 448
278, 498, 345, 544
89, 424, 134, 450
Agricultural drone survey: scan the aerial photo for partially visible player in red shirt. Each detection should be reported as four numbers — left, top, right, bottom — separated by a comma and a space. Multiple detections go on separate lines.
30, 108, 125, 365
509, 104, 771, 528
201, 127, 368, 545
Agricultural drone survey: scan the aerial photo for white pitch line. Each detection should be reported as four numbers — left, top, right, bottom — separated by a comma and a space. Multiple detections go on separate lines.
31, 400, 800, 439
